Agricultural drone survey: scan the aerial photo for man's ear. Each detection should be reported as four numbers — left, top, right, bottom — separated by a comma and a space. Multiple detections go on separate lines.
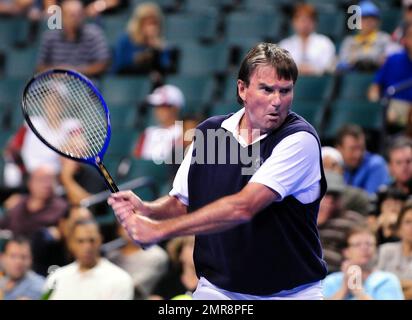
237, 79, 247, 103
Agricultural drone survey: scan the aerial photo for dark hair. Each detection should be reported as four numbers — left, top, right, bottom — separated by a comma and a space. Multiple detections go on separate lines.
69, 218, 100, 237
2, 236, 31, 253
396, 202, 412, 230
236, 43, 298, 105
293, 3, 318, 21
336, 124, 365, 146
387, 136, 412, 162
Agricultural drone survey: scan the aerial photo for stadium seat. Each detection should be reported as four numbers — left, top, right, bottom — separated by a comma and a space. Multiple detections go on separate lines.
106, 128, 139, 157
5, 47, 38, 78
209, 101, 241, 117
338, 73, 375, 100
293, 75, 333, 101
100, 76, 152, 105
323, 99, 383, 139
0, 78, 25, 107
177, 42, 229, 75
165, 74, 216, 111
292, 100, 325, 129
164, 11, 219, 44
224, 12, 283, 45
109, 106, 138, 129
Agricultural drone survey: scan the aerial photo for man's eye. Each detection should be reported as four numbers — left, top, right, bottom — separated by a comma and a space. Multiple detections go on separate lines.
280, 89, 291, 94
263, 87, 273, 93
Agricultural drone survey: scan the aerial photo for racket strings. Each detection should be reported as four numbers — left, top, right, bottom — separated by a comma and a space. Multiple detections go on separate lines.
24, 72, 109, 159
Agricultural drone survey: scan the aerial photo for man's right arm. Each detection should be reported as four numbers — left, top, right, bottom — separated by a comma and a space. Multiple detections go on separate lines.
144, 195, 187, 220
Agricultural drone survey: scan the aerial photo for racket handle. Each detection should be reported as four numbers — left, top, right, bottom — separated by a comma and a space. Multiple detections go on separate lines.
96, 159, 119, 193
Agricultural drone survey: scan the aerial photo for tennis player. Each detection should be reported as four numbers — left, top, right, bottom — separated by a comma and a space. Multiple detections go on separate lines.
108, 43, 328, 299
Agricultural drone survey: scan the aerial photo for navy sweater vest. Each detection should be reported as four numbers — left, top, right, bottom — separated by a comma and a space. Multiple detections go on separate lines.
187, 112, 328, 295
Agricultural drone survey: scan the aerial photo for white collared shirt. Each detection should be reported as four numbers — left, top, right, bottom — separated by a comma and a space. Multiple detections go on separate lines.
169, 108, 321, 205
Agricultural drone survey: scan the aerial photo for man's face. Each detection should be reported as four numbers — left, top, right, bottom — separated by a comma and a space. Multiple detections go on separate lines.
403, 26, 412, 54
338, 135, 365, 169
344, 232, 376, 267
69, 224, 101, 269
62, 0, 84, 32
293, 14, 315, 37
389, 146, 412, 184
238, 65, 294, 133
1, 242, 32, 281
360, 16, 379, 35
28, 167, 56, 201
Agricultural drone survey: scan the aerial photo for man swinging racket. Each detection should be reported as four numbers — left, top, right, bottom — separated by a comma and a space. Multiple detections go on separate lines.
108, 43, 328, 300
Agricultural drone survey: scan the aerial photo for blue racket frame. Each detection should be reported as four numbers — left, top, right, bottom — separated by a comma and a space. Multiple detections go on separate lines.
22, 69, 119, 192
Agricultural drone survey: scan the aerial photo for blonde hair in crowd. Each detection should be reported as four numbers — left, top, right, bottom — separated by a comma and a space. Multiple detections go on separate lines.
127, 2, 164, 44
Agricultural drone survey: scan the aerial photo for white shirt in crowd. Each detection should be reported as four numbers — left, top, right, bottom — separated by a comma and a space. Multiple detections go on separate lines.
279, 33, 336, 74
45, 258, 134, 300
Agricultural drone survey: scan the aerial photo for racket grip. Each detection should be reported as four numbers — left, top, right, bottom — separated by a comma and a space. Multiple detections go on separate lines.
96, 159, 119, 193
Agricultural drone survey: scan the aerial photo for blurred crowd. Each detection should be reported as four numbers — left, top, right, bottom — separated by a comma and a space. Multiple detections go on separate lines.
1, 0, 412, 300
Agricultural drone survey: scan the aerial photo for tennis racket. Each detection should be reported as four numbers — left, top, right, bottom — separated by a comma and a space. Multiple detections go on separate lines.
21, 69, 118, 192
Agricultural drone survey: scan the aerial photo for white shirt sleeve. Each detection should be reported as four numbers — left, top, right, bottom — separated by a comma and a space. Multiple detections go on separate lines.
169, 142, 193, 206
249, 131, 321, 204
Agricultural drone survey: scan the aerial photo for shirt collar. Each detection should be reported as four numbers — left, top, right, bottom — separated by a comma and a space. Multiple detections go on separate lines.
221, 107, 268, 147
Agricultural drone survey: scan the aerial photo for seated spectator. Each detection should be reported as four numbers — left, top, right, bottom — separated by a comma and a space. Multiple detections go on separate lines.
105, 224, 168, 299
377, 203, 412, 299
36, 0, 110, 78
31, 206, 93, 276
368, 22, 412, 130
386, 137, 412, 195
323, 226, 404, 300
371, 186, 407, 245
45, 219, 133, 299
0, 165, 68, 240
336, 124, 391, 196
279, 3, 335, 75
0, 0, 34, 16
391, 0, 412, 45
322, 146, 371, 215
337, 1, 394, 72
111, 2, 172, 77
0, 236, 45, 300
150, 236, 198, 300
133, 84, 184, 163
318, 171, 367, 273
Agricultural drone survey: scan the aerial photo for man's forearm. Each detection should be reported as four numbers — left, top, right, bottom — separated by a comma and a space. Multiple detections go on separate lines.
157, 194, 254, 240
144, 195, 187, 220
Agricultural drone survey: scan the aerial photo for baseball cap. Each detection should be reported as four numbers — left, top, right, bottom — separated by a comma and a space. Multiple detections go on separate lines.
359, 1, 380, 18
147, 85, 185, 109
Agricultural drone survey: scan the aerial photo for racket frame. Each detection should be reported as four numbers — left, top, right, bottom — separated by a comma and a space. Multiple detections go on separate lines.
21, 68, 119, 192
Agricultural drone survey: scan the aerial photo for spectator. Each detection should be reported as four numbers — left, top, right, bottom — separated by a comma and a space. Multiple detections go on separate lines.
279, 3, 335, 75
368, 22, 412, 130
150, 236, 198, 300
322, 146, 371, 215
318, 171, 366, 273
336, 124, 391, 196
391, 0, 412, 45
337, 1, 394, 72
0, 236, 45, 300
133, 84, 184, 162
0, 165, 68, 240
30, 206, 93, 276
45, 219, 134, 299
111, 2, 172, 76
323, 226, 404, 300
0, 0, 34, 16
106, 224, 169, 299
371, 186, 407, 245
386, 137, 412, 195
377, 203, 412, 299
36, 0, 110, 77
